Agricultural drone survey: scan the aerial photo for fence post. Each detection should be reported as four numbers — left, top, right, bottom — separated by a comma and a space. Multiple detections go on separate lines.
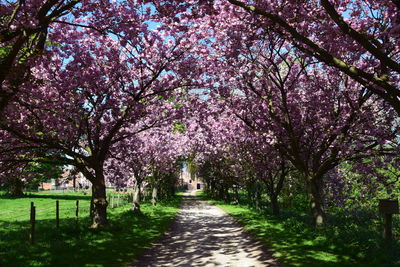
30, 202, 35, 244
384, 213, 393, 247
76, 200, 79, 223
117, 193, 120, 207
379, 199, 399, 248
56, 200, 59, 228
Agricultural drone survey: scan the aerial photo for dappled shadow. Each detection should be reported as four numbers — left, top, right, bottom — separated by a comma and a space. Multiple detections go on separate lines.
231, 213, 354, 267
213, 202, 400, 267
130, 194, 280, 267
0, 199, 180, 267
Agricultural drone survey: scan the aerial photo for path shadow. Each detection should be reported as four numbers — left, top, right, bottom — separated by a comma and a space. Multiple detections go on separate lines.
131, 195, 279, 267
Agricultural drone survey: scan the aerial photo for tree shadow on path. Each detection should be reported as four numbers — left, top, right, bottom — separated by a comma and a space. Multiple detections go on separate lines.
131, 194, 280, 267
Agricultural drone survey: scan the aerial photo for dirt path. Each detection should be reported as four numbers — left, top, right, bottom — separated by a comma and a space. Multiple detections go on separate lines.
130, 191, 280, 267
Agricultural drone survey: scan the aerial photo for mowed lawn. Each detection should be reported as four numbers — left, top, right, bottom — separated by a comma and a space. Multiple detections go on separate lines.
0, 191, 181, 267
0, 191, 92, 222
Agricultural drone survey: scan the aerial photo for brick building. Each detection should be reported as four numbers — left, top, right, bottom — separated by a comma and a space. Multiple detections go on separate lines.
39, 168, 92, 190
178, 167, 204, 191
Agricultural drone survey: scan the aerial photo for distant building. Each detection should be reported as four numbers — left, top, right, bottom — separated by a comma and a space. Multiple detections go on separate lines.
39, 168, 91, 190
178, 167, 204, 190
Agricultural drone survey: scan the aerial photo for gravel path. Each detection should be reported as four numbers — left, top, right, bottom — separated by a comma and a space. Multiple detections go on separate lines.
130, 191, 280, 267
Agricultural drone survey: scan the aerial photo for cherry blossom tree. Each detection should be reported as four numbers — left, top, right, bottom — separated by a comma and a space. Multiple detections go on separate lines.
223, 0, 400, 115
202, 16, 397, 224
0, 0, 135, 114
186, 98, 291, 214
1, 0, 398, 230
0, 1, 202, 227
106, 124, 189, 212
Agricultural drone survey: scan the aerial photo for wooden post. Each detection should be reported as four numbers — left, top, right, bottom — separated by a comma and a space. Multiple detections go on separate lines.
379, 199, 399, 248
384, 213, 393, 247
30, 202, 35, 244
111, 195, 114, 208
117, 193, 120, 207
56, 200, 59, 228
76, 200, 79, 222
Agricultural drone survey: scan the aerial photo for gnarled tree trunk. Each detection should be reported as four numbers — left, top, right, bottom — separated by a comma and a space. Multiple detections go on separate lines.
8, 177, 24, 197
132, 181, 141, 213
79, 164, 108, 228
254, 184, 261, 210
270, 194, 280, 215
151, 186, 158, 206
90, 174, 108, 228
309, 177, 325, 226
232, 185, 239, 205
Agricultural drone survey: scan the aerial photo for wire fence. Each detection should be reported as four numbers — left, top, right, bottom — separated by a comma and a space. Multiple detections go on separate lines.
0, 192, 134, 244
107, 193, 133, 209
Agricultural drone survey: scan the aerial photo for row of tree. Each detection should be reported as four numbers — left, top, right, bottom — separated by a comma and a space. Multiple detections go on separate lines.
0, 0, 399, 228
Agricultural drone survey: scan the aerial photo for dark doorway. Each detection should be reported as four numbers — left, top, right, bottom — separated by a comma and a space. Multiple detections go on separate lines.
197, 183, 201, 189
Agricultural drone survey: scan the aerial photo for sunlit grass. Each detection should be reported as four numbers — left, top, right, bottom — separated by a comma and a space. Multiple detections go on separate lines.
0, 192, 92, 222
198, 190, 400, 267
0, 191, 181, 267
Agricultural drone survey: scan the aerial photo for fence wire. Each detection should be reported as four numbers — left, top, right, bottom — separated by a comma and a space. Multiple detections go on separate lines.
1, 193, 133, 225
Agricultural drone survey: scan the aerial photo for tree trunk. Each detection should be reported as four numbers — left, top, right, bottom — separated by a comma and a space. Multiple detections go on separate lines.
225, 187, 230, 203
73, 176, 76, 191
132, 182, 141, 213
8, 177, 24, 197
210, 180, 216, 198
270, 194, 280, 215
247, 184, 253, 204
90, 177, 108, 228
142, 189, 146, 202
232, 186, 239, 204
151, 186, 158, 206
218, 185, 224, 200
309, 177, 325, 226
255, 185, 261, 210
287, 178, 293, 208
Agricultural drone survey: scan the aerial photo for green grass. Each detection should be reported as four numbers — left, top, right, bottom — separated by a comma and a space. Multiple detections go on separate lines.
0, 191, 181, 267
198, 190, 400, 267
0, 191, 92, 222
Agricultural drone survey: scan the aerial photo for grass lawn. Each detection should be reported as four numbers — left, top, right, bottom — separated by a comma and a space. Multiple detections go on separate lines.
197, 190, 400, 267
0, 191, 93, 222
0, 191, 181, 267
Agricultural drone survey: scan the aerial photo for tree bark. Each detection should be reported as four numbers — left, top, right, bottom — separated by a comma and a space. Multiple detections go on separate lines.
287, 178, 293, 208
232, 186, 239, 204
247, 183, 253, 204
209, 179, 216, 198
90, 176, 108, 228
309, 177, 325, 226
8, 177, 24, 197
223, 186, 230, 203
270, 194, 280, 215
132, 182, 141, 213
254, 185, 261, 210
151, 186, 158, 206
